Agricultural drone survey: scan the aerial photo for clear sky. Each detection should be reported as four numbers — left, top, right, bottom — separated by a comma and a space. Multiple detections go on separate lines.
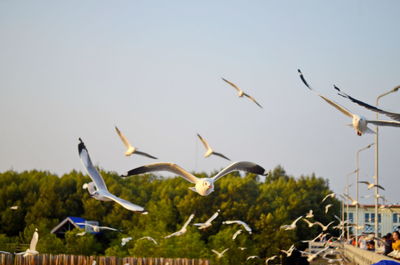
0, 1, 399, 204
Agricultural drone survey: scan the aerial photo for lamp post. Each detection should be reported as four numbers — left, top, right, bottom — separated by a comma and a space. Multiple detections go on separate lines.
374, 85, 400, 237
356, 143, 374, 247
345, 169, 357, 241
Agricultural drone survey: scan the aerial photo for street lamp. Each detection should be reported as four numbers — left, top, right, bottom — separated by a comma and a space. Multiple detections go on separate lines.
374, 85, 400, 237
345, 169, 357, 241
356, 143, 374, 247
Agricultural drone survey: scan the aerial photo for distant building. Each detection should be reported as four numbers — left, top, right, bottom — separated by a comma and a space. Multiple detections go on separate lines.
345, 205, 400, 236
51, 216, 99, 236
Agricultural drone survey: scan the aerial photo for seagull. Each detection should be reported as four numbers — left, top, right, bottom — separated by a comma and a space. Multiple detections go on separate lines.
137, 236, 158, 245
197, 134, 230, 161
333, 85, 400, 122
304, 246, 330, 262
232, 229, 243, 240
121, 237, 132, 246
246, 256, 260, 261
265, 255, 278, 264
238, 247, 247, 251
305, 210, 314, 219
165, 214, 195, 238
222, 220, 252, 234
15, 228, 39, 257
358, 180, 385, 190
343, 194, 360, 206
115, 126, 157, 159
10, 206, 18, 210
78, 138, 145, 212
76, 223, 119, 233
125, 161, 266, 196
212, 248, 229, 259
298, 69, 400, 136
222, 78, 263, 108
194, 210, 220, 230
76, 231, 86, 236
301, 232, 328, 243
314, 221, 335, 231
0, 251, 11, 254
325, 204, 333, 214
302, 218, 318, 228
280, 216, 303, 230
280, 244, 295, 256
321, 193, 336, 203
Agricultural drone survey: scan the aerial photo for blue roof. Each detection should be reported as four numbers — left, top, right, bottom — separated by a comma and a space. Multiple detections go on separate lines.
68, 216, 86, 228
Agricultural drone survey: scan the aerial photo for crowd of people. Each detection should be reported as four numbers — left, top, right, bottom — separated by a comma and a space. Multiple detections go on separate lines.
347, 231, 400, 257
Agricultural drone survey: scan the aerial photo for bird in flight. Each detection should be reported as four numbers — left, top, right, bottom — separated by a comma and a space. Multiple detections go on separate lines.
78, 138, 145, 212
358, 181, 385, 190
321, 193, 336, 203
15, 228, 39, 257
137, 236, 158, 245
222, 78, 263, 108
197, 134, 230, 161
334, 85, 400, 122
280, 216, 303, 230
325, 204, 333, 214
223, 220, 252, 234
194, 209, 220, 230
298, 69, 400, 136
125, 161, 266, 196
76, 222, 119, 233
165, 214, 195, 238
115, 126, 157, 159
212, 248, 229, 259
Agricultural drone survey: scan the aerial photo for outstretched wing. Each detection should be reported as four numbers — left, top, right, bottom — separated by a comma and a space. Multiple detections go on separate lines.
212, 161, 266, 182
206, 210, 220, 223
367, 120, 400, 127
334, 85, 400, 122
222, 77, 242, 92
102, 192, 145, 212
182, 214, 195, 229
135, 150, 158, 159
197, 133, 212, 150
29, 230, 39, 251
115, 126, 132, 149
78, 139, 108, 191
125, 163, 198, 184
212, 152, 231, 161
243, 92, 263, 108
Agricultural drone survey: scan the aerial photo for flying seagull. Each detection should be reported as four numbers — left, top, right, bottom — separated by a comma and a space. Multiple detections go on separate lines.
334, 85, 400, 122
121, 237, 132, 246
78, 138, 145, 212
222, 78, 263, 108
358, 181, 385, 190
265, 255, 278, 264
125, 161, 266, 196
314, 221, 335, 231
15, 228, 39, 257
76, 223, 119, 233
194, 209, 220, 230
325, 204, 333, 214
321, 193, 336, 203
212, 248, 229, 259
138, 236, 158, 245
115, 126, 157, 159
232, 229, 243, 240
10, 206, 18, 210
197, 134, 230, 161
246, 256, 260, 261
223, 220, 252, 234
302, 218, 318, 228
280, 244, 295, 257
165, 214, 195, 238
298, 69, 400, 136
280, 216, 303, 230
305, 210, 314, 219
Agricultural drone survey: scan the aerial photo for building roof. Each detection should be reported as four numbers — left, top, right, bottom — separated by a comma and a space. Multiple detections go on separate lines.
50, 216, 86, 234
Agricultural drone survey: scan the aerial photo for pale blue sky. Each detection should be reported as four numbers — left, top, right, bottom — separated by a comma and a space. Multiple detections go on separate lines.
0, 1, 399, 204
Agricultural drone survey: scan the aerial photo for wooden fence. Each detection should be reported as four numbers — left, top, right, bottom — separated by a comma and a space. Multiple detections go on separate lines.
0, 254, 210, 265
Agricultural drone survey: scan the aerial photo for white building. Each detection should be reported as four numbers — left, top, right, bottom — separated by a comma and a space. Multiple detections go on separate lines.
345, 204, 400, 236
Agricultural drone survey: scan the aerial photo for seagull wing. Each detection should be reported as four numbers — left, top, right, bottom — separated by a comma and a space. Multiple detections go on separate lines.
78, 139, 108, 191
358, 181, 370, 185
182, 214, 195, 229
206, 210, 220, 223
115, 126, 133, 149
134, 150, 158, 159
221, 248, 229, 255
243, 92, 263, 108
232, 229, 242, 240
375, 184, 385, 191
211, 249, 221, 256
125, 163, 199, 184
101, 192, 145, 212
212, 161, 266, 182
212, 152, 231, 161
197, 133, 212, 151
29, 230, 39, 251
367, 120, 400, 127
292, 216, 303, 226
334, 85, 400, 122
222, 77, 242, 92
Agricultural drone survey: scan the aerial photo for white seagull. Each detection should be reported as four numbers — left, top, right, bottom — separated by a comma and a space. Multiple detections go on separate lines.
165, 214, 195, 238
280, 216, 303, 230
10, 206, 19, 210
125, 161, 266, 196
280, 244, 295, 256
15, 228, 39, 257
212, 248, 229, 259
321, 193, 336, 203
343, 194, 360, 207
325, 204, 333, 214
315, 221, 335, 231
121, 237, 132, 246
265, 255, 278, 264
232, 229, 243, 240
302, 218, 318, 228
138, 236, 158, 245
197, 134, 230, 161
305, 210, 314, 219
222, 78, 263, 108
298, 69, 400, 136
358, 180, 385, 190
223, 220, 252, 234
304, 246, 330, 262
334, 85, 400, 122
78, 138, 145, 212
194, 210, 220, 230
76, 223, 119, 233
115, 126, 157, 159
246, 256, 260, 261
